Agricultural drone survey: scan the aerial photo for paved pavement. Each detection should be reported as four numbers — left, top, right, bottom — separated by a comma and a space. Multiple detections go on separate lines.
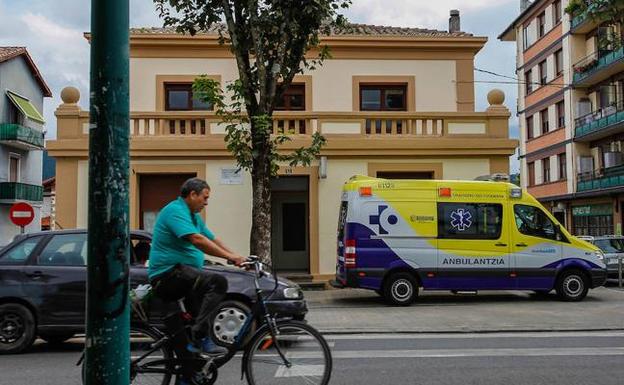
4, 331, 624, 385
303, 284, 624, 334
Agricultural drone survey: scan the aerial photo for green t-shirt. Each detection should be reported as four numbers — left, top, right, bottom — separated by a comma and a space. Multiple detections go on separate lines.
148, 197, 215, 279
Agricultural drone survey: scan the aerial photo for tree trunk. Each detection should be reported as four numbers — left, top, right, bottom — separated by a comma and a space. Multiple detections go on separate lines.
250, 145, 272, 265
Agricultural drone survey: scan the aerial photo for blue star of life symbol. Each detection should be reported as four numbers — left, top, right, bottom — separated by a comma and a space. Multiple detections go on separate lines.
369, 205, 398, 235
450, 208, 472, 231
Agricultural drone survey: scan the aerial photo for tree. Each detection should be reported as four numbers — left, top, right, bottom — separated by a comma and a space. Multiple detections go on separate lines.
154, 0, 351, 263
565, 0, 624, 26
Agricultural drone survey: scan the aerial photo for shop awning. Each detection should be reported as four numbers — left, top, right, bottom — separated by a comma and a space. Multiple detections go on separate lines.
6, 90, 45, 124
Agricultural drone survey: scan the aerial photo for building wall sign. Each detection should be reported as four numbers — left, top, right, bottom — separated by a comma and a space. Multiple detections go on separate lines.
572, 204, 612, 217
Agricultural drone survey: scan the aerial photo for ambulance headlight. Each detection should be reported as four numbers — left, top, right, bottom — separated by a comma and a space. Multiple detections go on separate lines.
510, 188, 522, 198
594, 250, 605, 261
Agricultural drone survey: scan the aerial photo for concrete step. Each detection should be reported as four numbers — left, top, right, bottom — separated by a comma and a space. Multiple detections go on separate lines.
281, 273, 327, 291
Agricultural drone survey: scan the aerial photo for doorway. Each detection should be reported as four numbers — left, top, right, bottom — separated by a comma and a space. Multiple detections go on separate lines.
139, 173, 195, 231
271, 176, 309, 273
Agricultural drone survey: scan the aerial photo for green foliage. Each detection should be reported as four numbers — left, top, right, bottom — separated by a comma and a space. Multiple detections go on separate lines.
155, 0, 351, 177
565, 0, 624, 25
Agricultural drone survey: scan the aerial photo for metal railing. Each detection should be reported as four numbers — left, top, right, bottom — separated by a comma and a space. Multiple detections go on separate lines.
573, 44, 624, 83
574, 100, 624, 137
0, 123, 44, 148
0, 182, 43, 201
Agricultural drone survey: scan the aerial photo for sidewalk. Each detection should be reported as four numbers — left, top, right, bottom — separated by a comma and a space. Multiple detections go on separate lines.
303, 285, 624, 334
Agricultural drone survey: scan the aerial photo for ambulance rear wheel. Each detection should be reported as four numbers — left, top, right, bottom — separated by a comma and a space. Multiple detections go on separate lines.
555, 269, 588, 302
384, 272, 418, 306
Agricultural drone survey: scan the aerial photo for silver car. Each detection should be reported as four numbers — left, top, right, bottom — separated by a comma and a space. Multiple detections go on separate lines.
579, 235, 624, 279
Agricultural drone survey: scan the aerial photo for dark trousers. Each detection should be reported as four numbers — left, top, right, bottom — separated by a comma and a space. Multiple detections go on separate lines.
151, 263, 228, 342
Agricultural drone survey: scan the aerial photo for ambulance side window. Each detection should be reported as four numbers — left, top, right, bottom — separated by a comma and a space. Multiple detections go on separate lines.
514, 204, 558, 241
437, 203, 503, 240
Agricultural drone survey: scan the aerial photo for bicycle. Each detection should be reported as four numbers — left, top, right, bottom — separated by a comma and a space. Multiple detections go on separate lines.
79, 256, 332, 385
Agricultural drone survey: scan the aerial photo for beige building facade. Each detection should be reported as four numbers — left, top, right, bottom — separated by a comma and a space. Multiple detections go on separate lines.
501, 0, 624, 237
48, 20, 517, 282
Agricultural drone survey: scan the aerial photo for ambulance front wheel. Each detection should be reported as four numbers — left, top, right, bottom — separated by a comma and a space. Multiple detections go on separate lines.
555, 269, 589, 302
383, 272, 419, 306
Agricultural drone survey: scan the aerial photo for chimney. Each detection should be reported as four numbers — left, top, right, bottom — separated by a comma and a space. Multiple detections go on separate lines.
520, 0, 532, 12
449, 10, 460, 33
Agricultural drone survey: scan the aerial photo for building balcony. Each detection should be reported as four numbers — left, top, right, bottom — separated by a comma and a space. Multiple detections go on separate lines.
0, 123, 45, 150
570, 10, 601, 34
574, 101, 624, 142
0, 182, 43, 203
49, 108, 518, 158
577, 165, 624, 192
573, 46, 624, 87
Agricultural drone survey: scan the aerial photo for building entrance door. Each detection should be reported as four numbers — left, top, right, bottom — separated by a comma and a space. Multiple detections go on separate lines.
271, 176, 309, 272
139, 173, 195, 231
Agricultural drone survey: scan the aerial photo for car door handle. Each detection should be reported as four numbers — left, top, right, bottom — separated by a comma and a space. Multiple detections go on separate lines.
516, 243, 528, 247
26, 271, 43, 279
495, 243, 508, 247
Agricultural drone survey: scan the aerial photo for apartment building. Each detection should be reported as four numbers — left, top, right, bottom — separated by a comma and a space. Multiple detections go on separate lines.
0, 47, 51, 245
501, 0, 624, 236
48, 13, 517, 283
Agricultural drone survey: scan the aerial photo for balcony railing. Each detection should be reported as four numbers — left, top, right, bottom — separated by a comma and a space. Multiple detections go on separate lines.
0, 123, 44, 149
577, 164, 624, 192
575, 100, 624, 138
573, 45, 624, 84
64, 111, 494, 139
0, 182, 43, 202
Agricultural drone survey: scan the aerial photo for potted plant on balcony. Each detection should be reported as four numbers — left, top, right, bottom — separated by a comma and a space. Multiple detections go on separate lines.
566, 1, 624, 28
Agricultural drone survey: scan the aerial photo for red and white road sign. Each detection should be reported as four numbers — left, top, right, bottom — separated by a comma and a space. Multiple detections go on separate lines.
9, 202, 35, 227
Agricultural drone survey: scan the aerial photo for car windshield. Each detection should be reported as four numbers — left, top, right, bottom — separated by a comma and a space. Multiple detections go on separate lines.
594, 239, 624, 253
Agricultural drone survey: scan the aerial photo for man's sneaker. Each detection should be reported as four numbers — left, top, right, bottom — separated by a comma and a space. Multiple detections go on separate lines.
187, 337, 228, 356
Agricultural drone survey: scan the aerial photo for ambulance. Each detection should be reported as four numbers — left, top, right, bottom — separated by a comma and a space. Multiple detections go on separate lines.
332, 176, 607, 305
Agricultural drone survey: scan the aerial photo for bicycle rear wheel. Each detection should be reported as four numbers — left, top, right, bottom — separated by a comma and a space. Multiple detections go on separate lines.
129, 326, 173, 385
245, 320, 332, 385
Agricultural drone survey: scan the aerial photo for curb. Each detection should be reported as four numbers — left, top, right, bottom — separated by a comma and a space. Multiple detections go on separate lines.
315, 327, 624, 335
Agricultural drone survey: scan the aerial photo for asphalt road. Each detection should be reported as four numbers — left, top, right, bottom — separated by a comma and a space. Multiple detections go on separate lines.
2, 331, 623, 385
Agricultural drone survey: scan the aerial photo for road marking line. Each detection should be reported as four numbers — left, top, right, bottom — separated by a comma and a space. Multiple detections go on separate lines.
323, 331, 624, 340
275, 364, 324, 377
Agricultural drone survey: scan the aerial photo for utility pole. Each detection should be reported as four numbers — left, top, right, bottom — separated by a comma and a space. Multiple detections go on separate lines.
85, 0, 130, 384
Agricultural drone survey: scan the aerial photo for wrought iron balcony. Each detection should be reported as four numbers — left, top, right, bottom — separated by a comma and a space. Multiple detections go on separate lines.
0, 123, 44, 150
573, 45, 624, 86
0, 182, 43, 202
574, 101, 624, 141
577, 164, 624, 192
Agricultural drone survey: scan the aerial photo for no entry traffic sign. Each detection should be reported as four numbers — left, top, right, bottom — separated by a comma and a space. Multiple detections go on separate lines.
9, 202, 35, 228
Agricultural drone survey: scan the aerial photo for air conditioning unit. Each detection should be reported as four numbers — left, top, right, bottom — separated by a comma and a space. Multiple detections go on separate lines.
578, 156, 594, 173
604, 152, 623, 168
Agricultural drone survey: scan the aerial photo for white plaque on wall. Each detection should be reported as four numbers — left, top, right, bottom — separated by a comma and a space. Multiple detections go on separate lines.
220, 168, 243, 185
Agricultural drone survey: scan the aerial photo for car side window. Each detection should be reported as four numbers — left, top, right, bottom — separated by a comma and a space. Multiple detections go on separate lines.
514, 204, 560, 241
0, 237, 41, 265
131, 237, 151, 267
37, 234, 87, 266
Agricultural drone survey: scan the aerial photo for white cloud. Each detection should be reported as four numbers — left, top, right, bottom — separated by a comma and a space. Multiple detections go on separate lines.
0, 0, 521, 144
345, 0, 515, 30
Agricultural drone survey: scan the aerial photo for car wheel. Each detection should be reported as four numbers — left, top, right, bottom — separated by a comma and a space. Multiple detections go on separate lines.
556, 269, 589, 302
383, 272, 418, 306
211, 300, 255, 347
40, 332, 75, 345
0, 303, 36, 354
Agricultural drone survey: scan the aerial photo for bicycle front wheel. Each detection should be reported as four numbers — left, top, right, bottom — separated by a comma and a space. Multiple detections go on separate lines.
245, 320, 332, 385
129, 326, 173, 385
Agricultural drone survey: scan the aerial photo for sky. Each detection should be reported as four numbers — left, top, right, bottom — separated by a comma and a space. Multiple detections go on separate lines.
0, 0, 521, 172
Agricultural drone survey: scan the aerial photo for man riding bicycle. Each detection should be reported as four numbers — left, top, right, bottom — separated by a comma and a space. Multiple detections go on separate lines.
148, 177, 246, 362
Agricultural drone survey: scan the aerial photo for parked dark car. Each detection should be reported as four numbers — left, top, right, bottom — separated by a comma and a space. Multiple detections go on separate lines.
0, 229, 307, 354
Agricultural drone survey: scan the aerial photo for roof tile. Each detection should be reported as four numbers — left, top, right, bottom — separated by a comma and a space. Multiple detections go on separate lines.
130, 23, 472, 38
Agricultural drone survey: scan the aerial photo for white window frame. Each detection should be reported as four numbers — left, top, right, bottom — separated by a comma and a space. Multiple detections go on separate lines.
8, 153, 21, 183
